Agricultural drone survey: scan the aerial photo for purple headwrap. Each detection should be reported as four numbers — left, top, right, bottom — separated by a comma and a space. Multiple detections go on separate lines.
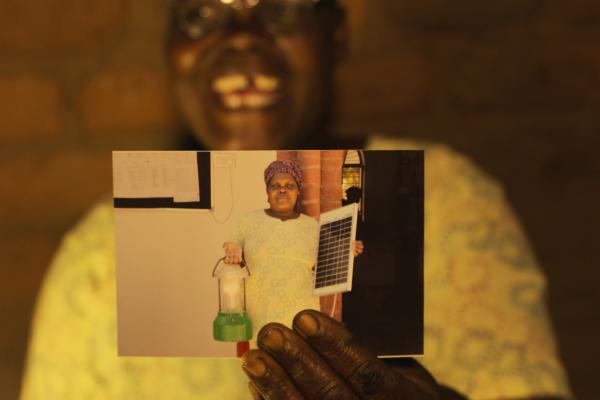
264, 160, 303, 188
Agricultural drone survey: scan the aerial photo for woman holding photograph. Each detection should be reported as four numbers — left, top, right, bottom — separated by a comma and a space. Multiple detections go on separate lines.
222, 159, 363, 341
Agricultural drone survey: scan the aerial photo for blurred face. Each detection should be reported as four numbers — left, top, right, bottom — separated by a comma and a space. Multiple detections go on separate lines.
266, 172, 300, 215
167, 0, 344, 149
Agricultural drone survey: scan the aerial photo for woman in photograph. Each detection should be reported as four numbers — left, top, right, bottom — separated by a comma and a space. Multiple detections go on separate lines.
222, 159, 362, 341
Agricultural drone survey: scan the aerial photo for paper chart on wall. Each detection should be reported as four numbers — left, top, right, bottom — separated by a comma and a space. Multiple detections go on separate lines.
112, 151, 200, 202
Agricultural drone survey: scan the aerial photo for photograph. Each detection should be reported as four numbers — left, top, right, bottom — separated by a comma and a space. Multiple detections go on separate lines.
113, 149, 423, 358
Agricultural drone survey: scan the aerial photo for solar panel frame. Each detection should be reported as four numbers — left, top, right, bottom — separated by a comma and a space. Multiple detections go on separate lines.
313, 203, 358, 296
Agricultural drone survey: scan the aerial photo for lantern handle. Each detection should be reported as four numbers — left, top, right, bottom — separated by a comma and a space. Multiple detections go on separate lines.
211, 257, 251, 277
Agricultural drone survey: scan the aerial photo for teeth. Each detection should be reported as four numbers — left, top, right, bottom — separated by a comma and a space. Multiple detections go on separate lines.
221, 93, 276, 109
245, 93, 271, 108
213, 74, 281, 96
212, 74, 249, 93
223, 94, 243, 109
254, 74, 280, 91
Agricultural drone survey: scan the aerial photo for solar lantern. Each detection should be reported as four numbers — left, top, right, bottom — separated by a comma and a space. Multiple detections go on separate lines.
212, 257, 253, 342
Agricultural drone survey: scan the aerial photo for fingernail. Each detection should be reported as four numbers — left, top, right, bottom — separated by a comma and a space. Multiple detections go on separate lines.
261, 327, 285, 351
242, 358, 267, 378
296, 313, 319, 336
248, 382, 261, 399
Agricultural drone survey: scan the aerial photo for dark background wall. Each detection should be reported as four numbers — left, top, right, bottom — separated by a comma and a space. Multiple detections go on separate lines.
1, 0, 598, 398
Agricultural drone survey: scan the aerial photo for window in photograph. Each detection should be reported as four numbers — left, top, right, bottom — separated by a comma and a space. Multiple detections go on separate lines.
342, 150, 365, 221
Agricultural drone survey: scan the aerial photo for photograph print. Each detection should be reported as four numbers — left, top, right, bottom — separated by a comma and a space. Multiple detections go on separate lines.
113, 149, 423, 358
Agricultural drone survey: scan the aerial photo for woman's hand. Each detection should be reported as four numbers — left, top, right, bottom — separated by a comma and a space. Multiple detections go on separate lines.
242, 309, 453, 400
352, 240, 364, 257
222, 242, 243, 264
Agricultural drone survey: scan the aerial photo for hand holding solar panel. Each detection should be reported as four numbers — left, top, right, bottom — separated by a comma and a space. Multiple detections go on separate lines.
352, 240, 364, 257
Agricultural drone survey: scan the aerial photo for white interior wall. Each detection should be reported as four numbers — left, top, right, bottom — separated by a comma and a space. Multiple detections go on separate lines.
115, 151, 276, 357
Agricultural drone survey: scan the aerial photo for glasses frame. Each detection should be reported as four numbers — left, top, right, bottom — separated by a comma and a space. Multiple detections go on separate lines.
171, 0, 338, 39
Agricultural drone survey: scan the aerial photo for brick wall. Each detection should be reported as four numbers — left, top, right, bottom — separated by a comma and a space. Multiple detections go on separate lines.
277, 150, 345, 320
1, 0, 600, 398
318, 151, 345, 321
0, 2, 181, 398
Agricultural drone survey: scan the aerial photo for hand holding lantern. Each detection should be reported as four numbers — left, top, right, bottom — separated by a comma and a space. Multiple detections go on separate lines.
223, 242, 243, 264
212, 257, 252, 342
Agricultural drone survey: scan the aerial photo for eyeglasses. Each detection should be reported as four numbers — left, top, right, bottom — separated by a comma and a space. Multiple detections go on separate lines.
173, 0, 336, 39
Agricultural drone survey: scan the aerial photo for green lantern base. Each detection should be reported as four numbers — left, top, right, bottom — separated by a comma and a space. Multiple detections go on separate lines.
213, 312, 253, 342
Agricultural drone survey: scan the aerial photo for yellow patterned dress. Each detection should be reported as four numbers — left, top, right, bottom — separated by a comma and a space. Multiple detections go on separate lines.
229, 210, 320, 345
20, 139, 572, 399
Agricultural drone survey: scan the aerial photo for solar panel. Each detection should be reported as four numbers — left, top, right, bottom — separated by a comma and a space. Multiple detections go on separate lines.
313, 203, 358, 296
